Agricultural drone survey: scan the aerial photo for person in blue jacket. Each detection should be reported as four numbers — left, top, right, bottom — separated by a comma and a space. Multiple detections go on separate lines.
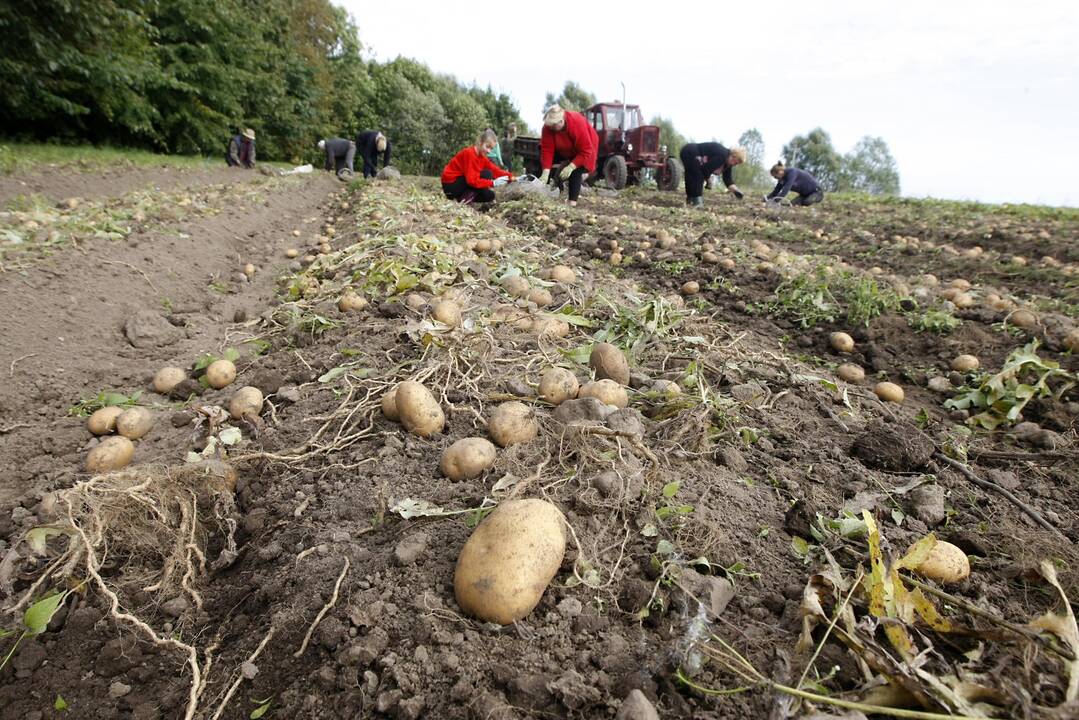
766, 162, 823, 206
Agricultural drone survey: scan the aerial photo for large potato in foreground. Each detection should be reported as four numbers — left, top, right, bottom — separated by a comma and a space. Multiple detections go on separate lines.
539, 368, 579, 406
829, 332, 855, 353
488, 401, 538, 448
381, 386, 400, 422
912, 540, 970, 584
206, 359, 237, 389
116, 407, 154, 440
229, 386, 264, 420
579, 379, 628, 409
440, 437, 498, 480
432, 300, 462, 327
590, 343, 629, 385
454, 499, 566, 624
87, 406, 123, 435
395, 381, 444, 437
874, 381, 905, 404
86, 436, 135, 473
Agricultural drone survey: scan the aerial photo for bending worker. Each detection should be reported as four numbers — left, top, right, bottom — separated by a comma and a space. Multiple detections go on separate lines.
356, 130, 392, 178
441, 129, 514, 204
538, 104, 598, 207
766, 162, 823, 206
680, 142, 745, 206
318, 137, 356, 177
226, 128, 256, 169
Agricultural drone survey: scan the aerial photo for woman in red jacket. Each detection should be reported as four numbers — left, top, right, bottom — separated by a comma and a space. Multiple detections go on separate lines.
538, 104, 598, 206
441, 129, 514, 203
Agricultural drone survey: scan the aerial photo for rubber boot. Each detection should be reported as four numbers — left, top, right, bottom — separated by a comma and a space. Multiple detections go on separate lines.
687, 196, 703, 207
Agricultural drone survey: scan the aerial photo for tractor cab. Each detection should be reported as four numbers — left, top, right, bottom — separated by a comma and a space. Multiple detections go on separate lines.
587, 103, 645, 149
584, 101, 679, 190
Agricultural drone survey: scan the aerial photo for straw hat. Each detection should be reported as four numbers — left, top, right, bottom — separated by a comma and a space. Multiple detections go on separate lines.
242, 128, 256, 140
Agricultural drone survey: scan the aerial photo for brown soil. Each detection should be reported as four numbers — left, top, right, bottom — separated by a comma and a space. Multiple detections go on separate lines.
0, 174, 1075, 720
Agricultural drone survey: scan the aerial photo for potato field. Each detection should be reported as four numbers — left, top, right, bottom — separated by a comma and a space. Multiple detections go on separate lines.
0, 166, 1077, 720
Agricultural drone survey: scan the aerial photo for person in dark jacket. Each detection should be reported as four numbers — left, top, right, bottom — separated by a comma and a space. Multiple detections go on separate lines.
226, 128, 256, 169
356, 131, 391, 178
679, 142, 745, 206
441, 129, 513, 204
318, 137, 356, 176
538, 104, 598, 206
766, 162, 823, 206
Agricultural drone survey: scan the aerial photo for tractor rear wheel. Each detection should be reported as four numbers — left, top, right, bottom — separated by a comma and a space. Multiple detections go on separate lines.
604, 156, 628, 190
658, 157, 684, 192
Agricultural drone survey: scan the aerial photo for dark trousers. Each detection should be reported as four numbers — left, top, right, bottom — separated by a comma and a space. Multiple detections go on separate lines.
680, 145, 706, 199
551, 157, 587, 201
443, 170, 495, 203
792, 190, 824, 206
333, 142, 356, 173
362, 153, 377, 178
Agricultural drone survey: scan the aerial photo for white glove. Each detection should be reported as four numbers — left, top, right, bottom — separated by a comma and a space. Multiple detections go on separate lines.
539, 169, 550, 183
559, 162, 577, 180
492, 176, 508, 187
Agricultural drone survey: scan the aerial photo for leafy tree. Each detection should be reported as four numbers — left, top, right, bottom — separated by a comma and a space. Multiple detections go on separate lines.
544, 81, 596, 112
782, 128, 843, 191
840, 136, 900, 195
734, 128, 769, 189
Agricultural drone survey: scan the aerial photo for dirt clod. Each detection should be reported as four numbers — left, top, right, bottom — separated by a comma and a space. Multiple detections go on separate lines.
851, 420, 933, 471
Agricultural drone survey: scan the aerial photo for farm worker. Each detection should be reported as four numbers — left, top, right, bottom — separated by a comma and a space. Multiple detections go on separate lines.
484, 127, 506, 169
356, 130, 392, 178
538, 104, 598, 206
766, 162, 823, 206
680, 142, 745, 206
226, 128, 256, 169
318, 137, 356, 176
441, 129, 514, 204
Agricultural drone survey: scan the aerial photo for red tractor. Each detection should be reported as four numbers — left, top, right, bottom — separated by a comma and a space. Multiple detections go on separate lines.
513, 101, 683, 192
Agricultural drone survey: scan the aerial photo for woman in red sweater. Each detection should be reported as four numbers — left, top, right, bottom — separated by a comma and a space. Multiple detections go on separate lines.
538, 104, 598, 206
441, 129, 513, 203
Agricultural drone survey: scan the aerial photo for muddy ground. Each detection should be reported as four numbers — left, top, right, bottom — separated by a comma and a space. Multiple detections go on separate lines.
0, 170, 1076, 720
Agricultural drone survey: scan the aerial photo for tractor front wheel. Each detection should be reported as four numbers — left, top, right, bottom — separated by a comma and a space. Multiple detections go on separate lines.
657, 157, 684, 192
604, 156, 628, 190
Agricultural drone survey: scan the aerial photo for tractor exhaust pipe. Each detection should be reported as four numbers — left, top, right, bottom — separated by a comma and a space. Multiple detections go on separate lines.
620, 81, 626, 142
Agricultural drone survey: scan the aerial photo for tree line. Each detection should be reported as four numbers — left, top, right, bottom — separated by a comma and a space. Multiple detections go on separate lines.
0, 3, 899, 193
0, 0, 527, 173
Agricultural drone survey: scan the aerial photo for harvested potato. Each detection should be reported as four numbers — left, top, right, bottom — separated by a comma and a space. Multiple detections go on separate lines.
488, 401, 538, 448
474, 238, 492, 253
719, 258, 736, 271
502, 275, 530, 298
701, 252, 720, 264
153, 366, 187, 395
527, 288, 553, 307
242, 263, 256, 277
285, 248, 299, 258
830, 332, 855, 353
948, 278, 972, 291
609, 252, 623, 265
532, 315, 569, 337
432, 300, 462, 327
116, 407, 154, 440
950, 355, 979, 372
454, 498, 566, 624
229, 386, 264, 420
680, 281, 700, 296
579, 379, 628, 409
87, 406, 123, 435
650, 379, 681, 396
381, 386, 400, 422
338, 290, 368, 312
395, 381, 444, 437
1009, 310, 1038, 329
539, 368, 579, 405
589, 342, 629, 385
206, 359, 237, 389
86, 436, 135, 473
405, 293, 427, 310
1064, 328, 1079, 353
874, 381, 905, 404
911, 540, 970, 584
951, 292, 975, 309
837, 364, 865, 383
547, 265, 576, 284
440, 437, 498, 481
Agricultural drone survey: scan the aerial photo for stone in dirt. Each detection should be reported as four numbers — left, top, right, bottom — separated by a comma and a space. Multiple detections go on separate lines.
554, 398, 615, 425
908, 484, 946, 526
606, 408, 645, 437
729, 381, 768, 407
718, 446, 748, 473
108, 681, 132, 699
161, 596, 189, 618
616, 689, 660, 720
394, 532, 429, 565
123, 310, 184, 348
677, 571, 735, 620
376, 166, 401, 181
851, 421, 933, 472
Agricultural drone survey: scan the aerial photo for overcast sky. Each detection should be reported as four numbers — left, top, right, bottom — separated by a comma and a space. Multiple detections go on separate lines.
340, 1, 1078, 207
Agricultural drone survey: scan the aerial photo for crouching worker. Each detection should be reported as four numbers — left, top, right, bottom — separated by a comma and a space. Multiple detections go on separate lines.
226, 128, 256, 169
680, 142, 745, 206
318, 137, 356, 177
766, 162, 823, 206
441, 129, 514, 204
538, 104, 598, 207
356, 130, 391, 178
